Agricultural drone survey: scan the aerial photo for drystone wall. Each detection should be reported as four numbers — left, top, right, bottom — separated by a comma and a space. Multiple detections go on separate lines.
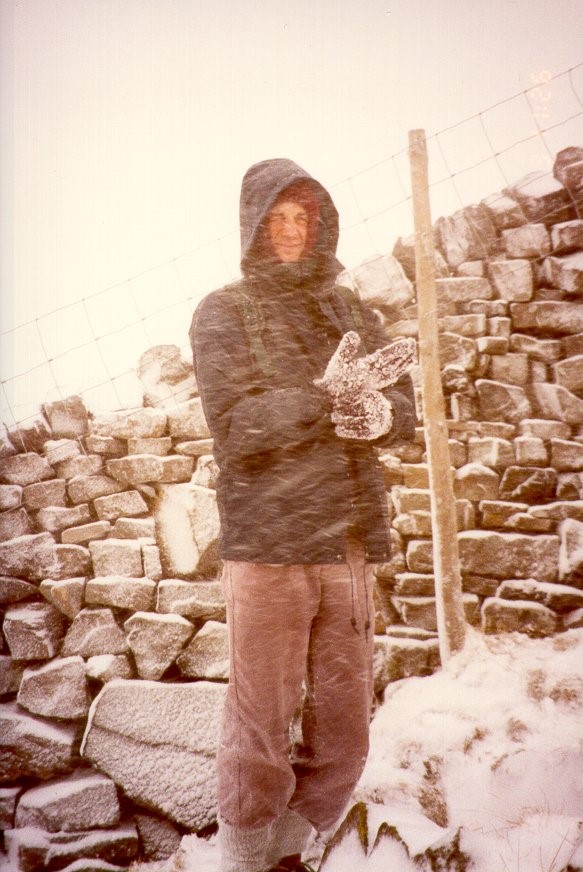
1, 146, 583, 871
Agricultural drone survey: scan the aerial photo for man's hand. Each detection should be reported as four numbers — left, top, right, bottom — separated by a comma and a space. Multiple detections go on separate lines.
314, 331, 416, 441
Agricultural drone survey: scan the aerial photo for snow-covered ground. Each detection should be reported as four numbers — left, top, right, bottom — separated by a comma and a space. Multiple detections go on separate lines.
139, 627, 583, 872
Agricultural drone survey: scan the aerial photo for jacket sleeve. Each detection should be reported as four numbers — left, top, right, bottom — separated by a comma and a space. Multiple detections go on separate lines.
190, 291, 330, 461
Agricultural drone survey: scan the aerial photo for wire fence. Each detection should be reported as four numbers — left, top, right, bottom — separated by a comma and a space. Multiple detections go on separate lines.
2, 62, 582, 433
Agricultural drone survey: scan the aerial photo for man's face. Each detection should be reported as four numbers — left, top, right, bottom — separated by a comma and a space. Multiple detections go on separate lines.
267, 200, 309, 262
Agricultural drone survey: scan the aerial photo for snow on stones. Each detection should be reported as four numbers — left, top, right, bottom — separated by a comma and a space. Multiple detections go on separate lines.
156, 579, 226, 623
17, 656, 90, 720
4, 821, 139, 871
175, 620, 229, 680
457, 530, 559, 582
0, 703, 79, 780
0, 532, 57, 581
81, 679, 226, 830
155, 482, 220, 578
3, 602, 66, 660
61, 609, 129, 658
123, 612, 194, 680
15, 770, 120, 832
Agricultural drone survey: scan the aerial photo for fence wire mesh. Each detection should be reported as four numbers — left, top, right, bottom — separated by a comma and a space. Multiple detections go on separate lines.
2, 62, 582, 431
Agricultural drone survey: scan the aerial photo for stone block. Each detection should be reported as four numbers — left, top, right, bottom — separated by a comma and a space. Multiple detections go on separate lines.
91, 407, 167, 439
435, 276, 493, 303
342, 253, 415, 310
4, 821, 138, 870
0, 532, 56, 581
480, 500, 529, 529
36, 503, 92, 535
67, 474, 125, 505
550, 438, 583, 472
3, 602, 65, 659
435, 204, 497, 268
86, 653, 135, 683
134, 813, 182, 862
406, 539, 434, 573
39, 578, 86, 619
497, 578, 583, 613
110, 517, 155, 539
85, 576, 157, 611
467, 437, 515, 470
554, 146, 583, 211
17, 656, 90, 720
373, 635, 437, 695
488, 352, 530, 386
438, 333, 478, 371
481, 597, 557, 637
0, 484, 22, 511
192, 454, 220, 488
52, 544, 92, 580
15, 770, 120, 833
156, 579, 226, 623
558, 518, 583, 588
514, 435, 548, 467
510, 301, 583, 335
155, 483, 220, 578
458, 530, 559, 581
481, 192, 524, 230
454, 462, 499, 501
84, 434, 126, 456
438, 313, 486, 337
127, 436, 172, 456
89, 538, 143, 577
61, 520, 112, 545
173, 438, 215, 457
54, 453, 103, 479
489, 259, 533, 301
0, 703, 79, 781
43, 439, 81, 466
475, 379, 532, 425
93, 489, 149, 521
0, 576, 38, 605
457, 260, 485, 277
553, 354, 583, 395
0, 507, 33, 542
0, 656, 26, 695
544, 252, 583, 295
176, 620, 229, 680
558, 472, 583, 500
551, 219, 583, 253
142, 544, 163, 582
476, 336, 509, 355
530, 383, 583, 426
0, 452, 54, 487
124, 611, 194, 680
499, 466, 557, 502
518, 418, 571, 440
501, 223, 551, 258
61, 608, 129, 657
166, 397, 211, 440
7, 414, 52, 454
23, 478, 67, 510
80, 679, 226, 829
487, 316, 512, 338
505, 170, 574, 225
137, 344, 198, 409
509, 333, 562, 363
106, 454, 194, 484
42, 396, 89, 438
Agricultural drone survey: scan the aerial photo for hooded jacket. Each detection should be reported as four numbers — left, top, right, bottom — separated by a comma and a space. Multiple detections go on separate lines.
190, 158, 416, 564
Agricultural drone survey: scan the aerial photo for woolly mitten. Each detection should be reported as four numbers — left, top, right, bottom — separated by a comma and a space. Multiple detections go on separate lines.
315, 331, 416, 441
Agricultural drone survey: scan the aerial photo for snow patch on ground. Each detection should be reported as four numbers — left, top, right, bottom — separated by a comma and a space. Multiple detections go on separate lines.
133, 627, 583, 871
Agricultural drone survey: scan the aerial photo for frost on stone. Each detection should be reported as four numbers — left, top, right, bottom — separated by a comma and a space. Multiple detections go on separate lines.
81, 679, 226, 829
0, 703, 79, 780
15, 770, 120, 832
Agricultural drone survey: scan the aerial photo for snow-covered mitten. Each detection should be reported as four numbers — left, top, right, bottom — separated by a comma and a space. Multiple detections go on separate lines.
314, 331, 416, 440
332, 390, 394, 440
314, 332, 416, 401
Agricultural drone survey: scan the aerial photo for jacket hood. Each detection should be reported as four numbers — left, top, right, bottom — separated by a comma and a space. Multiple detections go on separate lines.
239, 158, 341, 276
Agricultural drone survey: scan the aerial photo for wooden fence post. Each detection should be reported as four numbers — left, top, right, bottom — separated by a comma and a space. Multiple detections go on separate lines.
408, 129, 466, 662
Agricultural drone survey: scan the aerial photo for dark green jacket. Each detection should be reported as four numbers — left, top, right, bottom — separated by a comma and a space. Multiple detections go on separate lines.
190, 159, 415, 563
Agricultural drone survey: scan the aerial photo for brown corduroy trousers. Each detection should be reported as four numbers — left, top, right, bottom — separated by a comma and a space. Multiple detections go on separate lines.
217, 541, 375, 857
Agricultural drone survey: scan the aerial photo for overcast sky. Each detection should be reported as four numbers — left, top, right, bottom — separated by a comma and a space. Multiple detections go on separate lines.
1, 0, 582, 419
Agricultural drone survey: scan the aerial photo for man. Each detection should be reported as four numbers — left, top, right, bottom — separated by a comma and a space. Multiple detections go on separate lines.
190, 158, 416, 872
